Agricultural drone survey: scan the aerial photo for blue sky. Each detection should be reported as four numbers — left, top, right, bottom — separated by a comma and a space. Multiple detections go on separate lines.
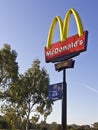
0, 0, 98, 125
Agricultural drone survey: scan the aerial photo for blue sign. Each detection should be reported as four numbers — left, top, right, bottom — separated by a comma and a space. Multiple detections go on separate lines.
48, 83, 63, 100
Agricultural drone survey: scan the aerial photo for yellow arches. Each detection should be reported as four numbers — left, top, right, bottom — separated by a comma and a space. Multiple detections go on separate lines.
46, 8, 84, 49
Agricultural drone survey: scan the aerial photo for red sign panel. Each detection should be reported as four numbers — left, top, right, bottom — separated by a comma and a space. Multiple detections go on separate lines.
45, 31, 88, 63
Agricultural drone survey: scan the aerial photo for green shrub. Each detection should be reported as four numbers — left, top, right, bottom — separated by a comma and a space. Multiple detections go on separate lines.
55, 124, 61, 130
40, 126, 47, 130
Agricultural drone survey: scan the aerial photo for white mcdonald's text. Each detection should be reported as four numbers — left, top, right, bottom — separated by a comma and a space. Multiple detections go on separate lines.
46, 39, 84, 57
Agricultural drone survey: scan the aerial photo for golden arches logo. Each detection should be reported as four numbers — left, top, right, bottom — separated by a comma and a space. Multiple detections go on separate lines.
44, 8, 88, 63
46, 8, 84, 49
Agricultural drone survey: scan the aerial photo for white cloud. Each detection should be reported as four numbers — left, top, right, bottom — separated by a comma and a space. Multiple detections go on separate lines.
84, 84, 98, 94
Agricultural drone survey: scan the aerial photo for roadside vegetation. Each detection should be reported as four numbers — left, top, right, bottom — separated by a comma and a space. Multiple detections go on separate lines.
0, 44, 53, 130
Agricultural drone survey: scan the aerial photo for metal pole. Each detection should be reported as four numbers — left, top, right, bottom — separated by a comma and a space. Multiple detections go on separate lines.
62, 68, 67, 130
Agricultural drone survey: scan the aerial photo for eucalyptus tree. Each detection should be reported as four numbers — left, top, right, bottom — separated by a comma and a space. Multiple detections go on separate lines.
0, 44, 19, 129
0, 44, 18, 105
0, 44, 18, 86
9, 59, 53, 130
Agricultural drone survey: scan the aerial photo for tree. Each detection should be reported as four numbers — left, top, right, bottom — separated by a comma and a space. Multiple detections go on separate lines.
49, 122, 58, 130
31, 114, 39, 125
0, 44, 18, 102
8, 59, 53, 130
92, 122, 98, 130
3, 107, 22, 130
0, 44, 20, 129
40, 126, 47, 130
55, 124, 61, 130
0, 115, 8, 129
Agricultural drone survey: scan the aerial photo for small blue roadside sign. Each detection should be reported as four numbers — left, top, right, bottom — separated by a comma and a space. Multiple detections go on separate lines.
48, 83, 63, 101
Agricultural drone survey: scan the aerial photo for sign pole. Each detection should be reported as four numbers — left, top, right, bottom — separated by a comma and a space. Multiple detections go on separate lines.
54, 59, 75, 130
62, 68, 67, 130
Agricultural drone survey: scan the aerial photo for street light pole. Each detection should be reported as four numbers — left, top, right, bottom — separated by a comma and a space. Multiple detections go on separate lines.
62, 68, 67, 130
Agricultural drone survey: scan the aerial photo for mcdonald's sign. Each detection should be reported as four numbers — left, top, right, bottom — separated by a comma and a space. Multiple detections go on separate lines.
44, 8, 88, 63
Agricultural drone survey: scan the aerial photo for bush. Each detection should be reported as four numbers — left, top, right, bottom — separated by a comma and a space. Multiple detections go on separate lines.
40, 126, 47, 130
55, 124, 61, 130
